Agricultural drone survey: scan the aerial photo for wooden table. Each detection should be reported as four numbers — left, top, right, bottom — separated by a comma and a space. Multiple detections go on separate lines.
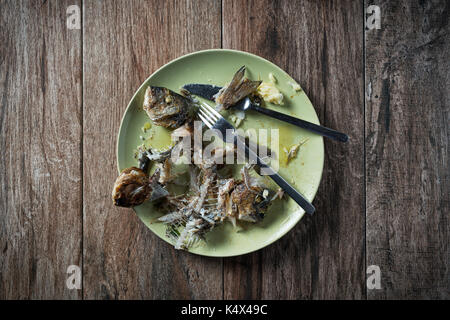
1, 0, 448, 300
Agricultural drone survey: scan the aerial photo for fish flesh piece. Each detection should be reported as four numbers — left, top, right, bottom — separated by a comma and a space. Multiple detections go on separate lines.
143, 86, 195, 129
214, 66, 261, 110
230, 183, 268, 223
227, 164, 271, 223
112, 166, 168, 207
112, 167, 152, 207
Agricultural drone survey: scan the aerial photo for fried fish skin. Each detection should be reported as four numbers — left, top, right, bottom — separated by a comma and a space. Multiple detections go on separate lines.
143, 86, 193, 129
112, 167, 152, 207
215, 66, 261, 110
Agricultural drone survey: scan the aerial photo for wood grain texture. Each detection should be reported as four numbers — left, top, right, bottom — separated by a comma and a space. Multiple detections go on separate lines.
223, 0, 365, 299
82, 0, 223, 299
1, 0, 448, 300
0, 0, 82, 299
365, 0, 449, 299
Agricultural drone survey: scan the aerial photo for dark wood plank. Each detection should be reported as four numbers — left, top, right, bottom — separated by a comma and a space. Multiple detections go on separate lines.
365, 0, 449, 299
223, 0, 365, 299
82, 0, 223, 299
0, 0, 82, 299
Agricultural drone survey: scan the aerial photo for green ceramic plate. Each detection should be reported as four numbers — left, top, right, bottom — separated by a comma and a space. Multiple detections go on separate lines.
117, 49, 324, 257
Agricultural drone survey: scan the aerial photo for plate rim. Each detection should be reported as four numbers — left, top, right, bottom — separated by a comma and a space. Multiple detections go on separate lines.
116, 48, 325, 257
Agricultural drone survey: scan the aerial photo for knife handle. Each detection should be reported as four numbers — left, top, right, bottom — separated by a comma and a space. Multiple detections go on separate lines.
251, 104, 349, 142
264, 167, 315, 215
238, 138, 315, 215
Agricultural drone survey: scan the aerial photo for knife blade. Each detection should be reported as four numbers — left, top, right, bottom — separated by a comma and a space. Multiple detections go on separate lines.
182, 84, 222, 101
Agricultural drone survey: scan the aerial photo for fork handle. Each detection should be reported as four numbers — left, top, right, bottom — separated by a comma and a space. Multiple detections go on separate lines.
239, 139, 315, 215
250, 105, 348, 142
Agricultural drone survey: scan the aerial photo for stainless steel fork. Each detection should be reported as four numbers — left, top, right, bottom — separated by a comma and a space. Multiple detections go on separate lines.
198, 101, 315, 215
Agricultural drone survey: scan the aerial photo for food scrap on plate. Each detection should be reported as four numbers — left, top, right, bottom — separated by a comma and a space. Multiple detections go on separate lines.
214, 66, 261, 111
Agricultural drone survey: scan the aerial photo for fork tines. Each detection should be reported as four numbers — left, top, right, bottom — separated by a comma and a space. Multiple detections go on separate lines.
198, 102, 222, 129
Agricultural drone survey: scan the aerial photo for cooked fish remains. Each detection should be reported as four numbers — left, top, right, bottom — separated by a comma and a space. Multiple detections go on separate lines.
112, 167, 170, 207
112, 167, 151, 207
157, 161, 278, 250
214, 66, 261, 111
113, 67, 284, 250
113, 125, 282, 249
143, 86, 194, 129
